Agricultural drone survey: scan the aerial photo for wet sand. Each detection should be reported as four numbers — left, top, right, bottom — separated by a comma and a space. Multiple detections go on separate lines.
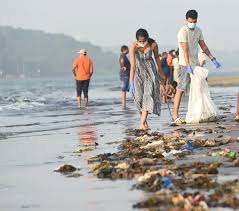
208, 76, 239, 87
89, 114, 239, 210
0, 79, 238, 211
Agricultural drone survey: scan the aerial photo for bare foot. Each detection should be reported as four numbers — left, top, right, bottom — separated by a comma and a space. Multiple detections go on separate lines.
77, 104, 81, 109
235, 114, 239, 122
144, 121, 150, 129
139, 124, 147, 130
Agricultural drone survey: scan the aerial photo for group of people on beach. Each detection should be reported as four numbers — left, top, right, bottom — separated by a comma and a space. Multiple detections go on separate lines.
72, 9, 239, 129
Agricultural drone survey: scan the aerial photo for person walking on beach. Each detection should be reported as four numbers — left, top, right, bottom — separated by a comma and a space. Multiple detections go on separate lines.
119, 45, 130, 109
235, 93, 239, 122
167, 50, 174, 84
161, 52, 171, 103
72, 49, 93, 108
172, 9, 221, 124
172, 50, 179, 83
129, 28, 166, 129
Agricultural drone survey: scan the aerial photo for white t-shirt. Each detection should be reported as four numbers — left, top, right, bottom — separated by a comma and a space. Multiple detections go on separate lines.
177, 25, 204, 67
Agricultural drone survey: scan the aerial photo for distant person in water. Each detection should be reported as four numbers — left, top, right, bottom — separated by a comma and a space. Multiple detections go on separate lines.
235, 93, 239, 122
72, 49, 93, 108
119, 45, 130, 109
129, 28, 166, 130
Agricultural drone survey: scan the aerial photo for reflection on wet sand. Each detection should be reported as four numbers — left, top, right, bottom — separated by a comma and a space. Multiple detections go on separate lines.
79, 125, 98, 146
78, 110, 98, 146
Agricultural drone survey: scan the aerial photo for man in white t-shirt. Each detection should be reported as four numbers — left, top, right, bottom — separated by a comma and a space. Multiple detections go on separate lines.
172, 9, 221, 124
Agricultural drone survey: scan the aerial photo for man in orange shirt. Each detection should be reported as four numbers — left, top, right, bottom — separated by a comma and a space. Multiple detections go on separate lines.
72, 49, 93, 108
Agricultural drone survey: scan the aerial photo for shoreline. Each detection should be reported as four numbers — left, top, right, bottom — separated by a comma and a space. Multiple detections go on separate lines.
87, 114, 239, 210
208, 76, 239, 87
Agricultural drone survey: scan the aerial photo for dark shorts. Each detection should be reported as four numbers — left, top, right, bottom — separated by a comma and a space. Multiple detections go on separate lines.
76, 80, 90, 97
120, 75, 129, 92
162, 67, 170, 78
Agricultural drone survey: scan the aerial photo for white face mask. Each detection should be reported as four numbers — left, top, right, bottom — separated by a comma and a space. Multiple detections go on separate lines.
187, 22, 196, 29
137, 41, 148, 48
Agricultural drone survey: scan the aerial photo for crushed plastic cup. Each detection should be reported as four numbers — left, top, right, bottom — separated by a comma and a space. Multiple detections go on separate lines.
161, 176, 174, 189
227, 151, 237, 159
180, 143, 193, 152
210, 151, 224, 156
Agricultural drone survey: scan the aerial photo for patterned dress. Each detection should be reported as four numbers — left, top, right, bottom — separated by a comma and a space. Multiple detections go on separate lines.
133, 49, 161, 115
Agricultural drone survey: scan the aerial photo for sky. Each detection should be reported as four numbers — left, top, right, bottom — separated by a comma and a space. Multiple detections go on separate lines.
0, 0, 238, 51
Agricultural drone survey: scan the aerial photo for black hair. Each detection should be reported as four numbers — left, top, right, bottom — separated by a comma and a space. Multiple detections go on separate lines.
162, 52, 168, 58
121, 45, 128, 52
136, 28, 155, 45
172, 81, 178, 88
186, 10, 198, 20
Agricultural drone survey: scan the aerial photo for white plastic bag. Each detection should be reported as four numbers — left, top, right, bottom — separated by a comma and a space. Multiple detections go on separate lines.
186, 66, 218, 123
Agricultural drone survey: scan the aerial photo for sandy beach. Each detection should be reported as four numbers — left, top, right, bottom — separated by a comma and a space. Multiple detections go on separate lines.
88, 114, 239, 210
0, 78, 238, 211
208, 76, 239, 87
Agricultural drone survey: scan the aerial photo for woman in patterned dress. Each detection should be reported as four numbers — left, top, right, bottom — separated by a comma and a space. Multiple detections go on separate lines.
129, 28, 166, 129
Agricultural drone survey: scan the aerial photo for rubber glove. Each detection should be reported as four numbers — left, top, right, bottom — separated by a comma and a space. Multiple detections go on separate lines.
211, 58, 221, 68
187, 66, 193, 74
129, 83, 135, 96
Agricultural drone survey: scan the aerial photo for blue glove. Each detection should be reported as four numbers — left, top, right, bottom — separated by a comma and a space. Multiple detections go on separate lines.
129, 83, 135, 96
187, 66, 193, 74
211, 58, 221, 68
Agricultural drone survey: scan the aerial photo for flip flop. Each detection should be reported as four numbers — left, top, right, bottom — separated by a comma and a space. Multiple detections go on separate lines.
235, 115, 239, 122
170, 117, 186, 126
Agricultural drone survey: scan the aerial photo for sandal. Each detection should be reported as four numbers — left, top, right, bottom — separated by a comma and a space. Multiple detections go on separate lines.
171, 117, 186, 126
235, 115, 239, 122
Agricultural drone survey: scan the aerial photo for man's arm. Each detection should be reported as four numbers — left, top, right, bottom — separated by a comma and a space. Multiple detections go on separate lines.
180, 42, 190, 66
120, 58, 127, 71
198, 40, 214, 60
90, 63, 93, 77
72, 67, 76, 77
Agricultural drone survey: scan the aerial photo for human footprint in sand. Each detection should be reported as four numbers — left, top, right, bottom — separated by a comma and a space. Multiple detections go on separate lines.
129, 28, 166, 130
173, 9, 221, 125
235, 93, 239, 122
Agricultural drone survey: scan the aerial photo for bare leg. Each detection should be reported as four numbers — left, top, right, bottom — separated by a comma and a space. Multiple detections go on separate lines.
84, 97, 88, 108
121, 91, 126, 109
77, 96, 81, 108
236, 94, 239, 117
140, 111, 148, 129
173, 89, 184, 120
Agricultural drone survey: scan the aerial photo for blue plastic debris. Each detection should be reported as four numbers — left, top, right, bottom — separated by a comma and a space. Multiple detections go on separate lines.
180, 143, 193, 152
161, 176, 174, 189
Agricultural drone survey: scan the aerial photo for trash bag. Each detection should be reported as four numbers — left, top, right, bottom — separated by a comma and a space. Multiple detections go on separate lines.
186, 66, 218, 123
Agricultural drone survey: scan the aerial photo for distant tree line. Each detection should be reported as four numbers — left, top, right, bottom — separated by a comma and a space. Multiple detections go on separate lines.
0, 26, 118, 78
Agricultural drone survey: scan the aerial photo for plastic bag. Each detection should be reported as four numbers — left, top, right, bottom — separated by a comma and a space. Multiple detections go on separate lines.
186, 66, 218, 123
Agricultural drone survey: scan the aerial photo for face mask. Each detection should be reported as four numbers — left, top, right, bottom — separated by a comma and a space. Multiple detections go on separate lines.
187, 22, 196, 29
137, 41, 148, 48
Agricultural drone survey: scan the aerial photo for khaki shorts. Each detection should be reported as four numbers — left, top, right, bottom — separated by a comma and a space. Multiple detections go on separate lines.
177, 66, 191, 91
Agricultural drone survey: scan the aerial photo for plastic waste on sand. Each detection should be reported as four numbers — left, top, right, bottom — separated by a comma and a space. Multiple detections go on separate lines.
180, 143, 194, 152
186, 66, 218, 124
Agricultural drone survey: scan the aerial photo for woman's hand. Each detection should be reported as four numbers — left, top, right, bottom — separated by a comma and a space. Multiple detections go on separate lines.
160, 84, 166, 96
160, 73, 166, 85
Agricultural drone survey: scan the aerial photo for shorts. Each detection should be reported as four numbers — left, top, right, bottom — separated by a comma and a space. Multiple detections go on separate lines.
76, 80, 90, 97
120, 75, 129, 92
177, 65, 191, 91
162, 67, 170, 78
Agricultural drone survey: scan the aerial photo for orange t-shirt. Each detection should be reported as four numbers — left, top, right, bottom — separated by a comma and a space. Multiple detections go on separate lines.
166, 54, 173, 67
73, 55, 93, 80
